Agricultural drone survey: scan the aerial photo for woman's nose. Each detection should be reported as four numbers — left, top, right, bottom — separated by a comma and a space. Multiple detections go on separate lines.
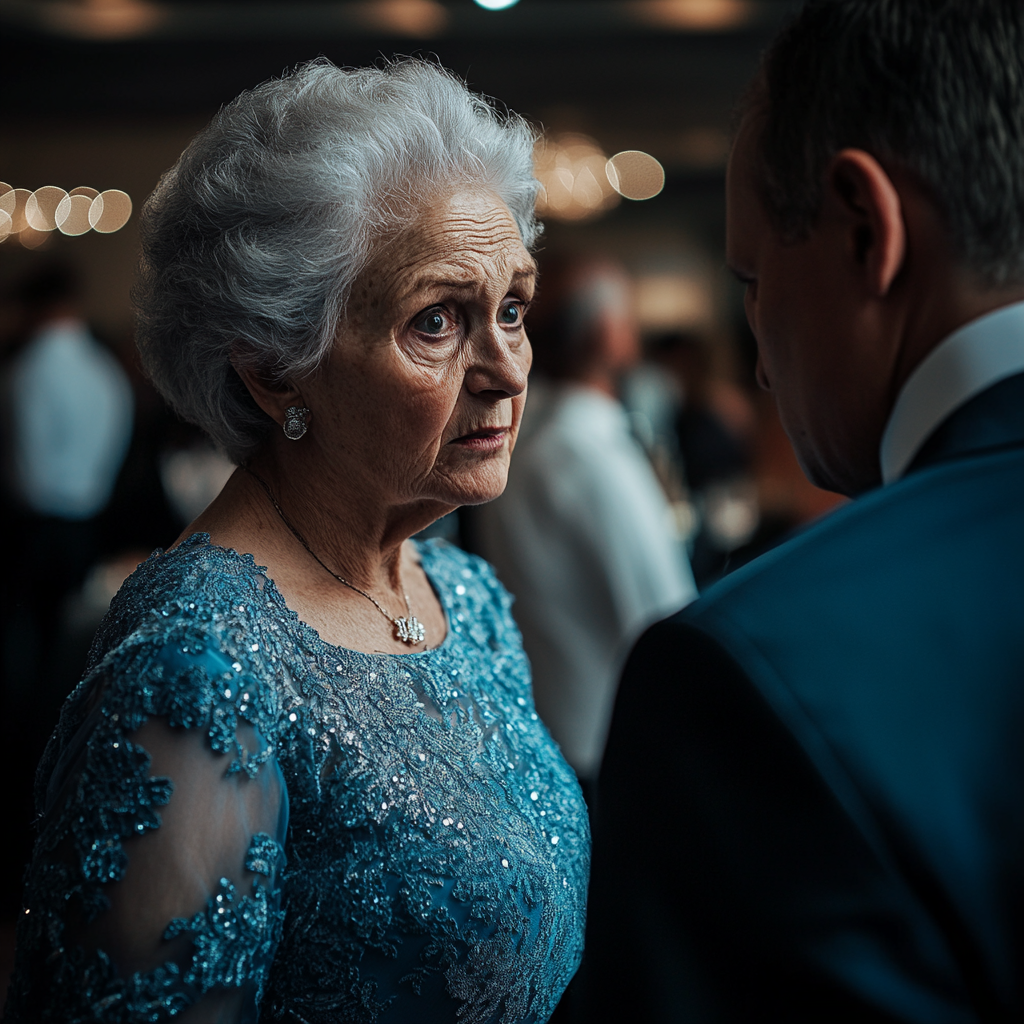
465, 328, 530, 397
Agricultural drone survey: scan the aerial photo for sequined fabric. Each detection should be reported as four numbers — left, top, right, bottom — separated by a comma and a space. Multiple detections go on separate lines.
5, 534, 590, 1023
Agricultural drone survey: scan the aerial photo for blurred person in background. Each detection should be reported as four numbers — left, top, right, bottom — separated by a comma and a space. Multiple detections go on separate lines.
1, 263, 133, 663
583, 0, 1024, 1020
6, 58, 588, 1023
647, 328, 758, 586
0, 263, 133, 915
474, 257, 697, 792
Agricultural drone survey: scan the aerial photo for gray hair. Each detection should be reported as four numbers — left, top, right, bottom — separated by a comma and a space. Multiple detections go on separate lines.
135, 58, 541, 463
747, 0, 1024, 287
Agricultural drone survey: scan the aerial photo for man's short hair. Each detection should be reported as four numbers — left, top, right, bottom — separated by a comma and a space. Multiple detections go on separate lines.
750, 0, 1024, 286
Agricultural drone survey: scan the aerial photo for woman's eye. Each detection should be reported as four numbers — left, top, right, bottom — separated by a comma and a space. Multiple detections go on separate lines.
413, 308, 449, 336
498, 302, 524, 326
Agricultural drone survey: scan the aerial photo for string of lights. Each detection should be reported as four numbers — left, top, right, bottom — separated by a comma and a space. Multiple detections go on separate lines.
0, 184, 132, 248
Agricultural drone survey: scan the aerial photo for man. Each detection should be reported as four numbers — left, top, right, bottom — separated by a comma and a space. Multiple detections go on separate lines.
582, 1, 1024, 1020
474, 257, 696, 787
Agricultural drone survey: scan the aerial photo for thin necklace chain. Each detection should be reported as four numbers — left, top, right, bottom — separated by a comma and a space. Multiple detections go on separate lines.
244, 466, 426, 645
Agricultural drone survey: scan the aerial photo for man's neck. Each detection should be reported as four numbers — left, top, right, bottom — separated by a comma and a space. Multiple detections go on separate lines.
891, 265, 1024, 408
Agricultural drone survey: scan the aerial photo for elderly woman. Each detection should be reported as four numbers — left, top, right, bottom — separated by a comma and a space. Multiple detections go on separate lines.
6, 60, 588, 1024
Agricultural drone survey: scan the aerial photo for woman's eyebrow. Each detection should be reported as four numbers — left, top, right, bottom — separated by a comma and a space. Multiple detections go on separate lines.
399, 266, 536, 301
393, 274, 473, 303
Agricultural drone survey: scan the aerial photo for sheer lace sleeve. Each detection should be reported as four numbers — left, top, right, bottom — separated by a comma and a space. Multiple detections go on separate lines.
6, 620, 288, 1024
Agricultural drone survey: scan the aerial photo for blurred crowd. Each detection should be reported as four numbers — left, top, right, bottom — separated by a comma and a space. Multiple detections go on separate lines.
0, 262, 235, 914
0, 253, 841, 919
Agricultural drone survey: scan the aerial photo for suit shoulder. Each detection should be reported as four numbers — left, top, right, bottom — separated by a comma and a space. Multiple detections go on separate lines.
685, 446, 1024, 634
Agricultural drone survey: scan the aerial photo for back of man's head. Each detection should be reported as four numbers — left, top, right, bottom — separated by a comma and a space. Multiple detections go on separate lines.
752, 0, 1024, 287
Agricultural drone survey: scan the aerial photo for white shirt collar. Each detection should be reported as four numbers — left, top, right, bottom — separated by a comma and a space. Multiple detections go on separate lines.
879, 300, 1024, 484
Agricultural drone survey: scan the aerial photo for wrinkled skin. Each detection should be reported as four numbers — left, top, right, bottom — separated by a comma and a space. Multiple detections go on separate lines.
304, 187, 536, 518
192, 187, 537, 654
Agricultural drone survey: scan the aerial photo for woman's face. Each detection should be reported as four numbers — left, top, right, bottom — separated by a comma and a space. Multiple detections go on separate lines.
303, 188, 536, 514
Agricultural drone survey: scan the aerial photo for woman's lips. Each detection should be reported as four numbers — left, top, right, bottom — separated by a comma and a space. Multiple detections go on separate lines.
451, 427, 509, 452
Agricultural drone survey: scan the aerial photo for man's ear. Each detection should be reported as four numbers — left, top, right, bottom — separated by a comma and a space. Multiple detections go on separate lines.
231, 357, 306, 429
826, 148, 906, 298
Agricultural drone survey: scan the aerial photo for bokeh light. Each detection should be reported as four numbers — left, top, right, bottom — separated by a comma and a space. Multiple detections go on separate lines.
473, 0, 520, 9
0, 184, 133, 245
19, 225, 52, 250
56, 194, 95, 235
0, 189, 33, 235
89, 189, 133, 233
26, 186, 70, 232
632, 0, 753, 31
352, 0, 448, 36
606, 150, 666, 200
534, 134, 620, 222
43, 0, 166, 40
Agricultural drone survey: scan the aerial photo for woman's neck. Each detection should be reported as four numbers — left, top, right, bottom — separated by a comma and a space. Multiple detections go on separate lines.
186, 445, 451, 599
182, 460, 450, 655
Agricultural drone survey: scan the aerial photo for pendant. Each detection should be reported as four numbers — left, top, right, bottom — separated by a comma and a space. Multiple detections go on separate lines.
395, 615, 426, 645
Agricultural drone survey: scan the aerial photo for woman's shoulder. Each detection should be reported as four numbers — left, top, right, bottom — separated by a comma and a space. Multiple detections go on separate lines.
88, 533, 271, 667
83, 534, 287, 751
37, 535, 285, 817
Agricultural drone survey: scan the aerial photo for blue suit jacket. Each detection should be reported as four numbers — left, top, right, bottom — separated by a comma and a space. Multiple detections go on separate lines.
581, 372, 1024, 1023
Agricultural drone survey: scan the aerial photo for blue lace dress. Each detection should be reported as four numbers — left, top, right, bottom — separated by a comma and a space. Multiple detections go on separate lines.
6, 534, 589, 1023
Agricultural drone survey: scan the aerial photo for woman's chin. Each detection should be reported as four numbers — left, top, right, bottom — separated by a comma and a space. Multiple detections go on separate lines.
433, 468, 509, 508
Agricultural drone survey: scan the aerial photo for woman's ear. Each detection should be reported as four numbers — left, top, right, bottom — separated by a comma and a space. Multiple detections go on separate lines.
826, 148, 906, 298
231, 357, 306, 429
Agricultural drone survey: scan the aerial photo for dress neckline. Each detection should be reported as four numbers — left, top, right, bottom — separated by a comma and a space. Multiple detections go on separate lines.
160, 532, 455, 661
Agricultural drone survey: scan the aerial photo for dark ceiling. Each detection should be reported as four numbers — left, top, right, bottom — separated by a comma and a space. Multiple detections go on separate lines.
1, 0, 797, 140
0, 0, 799, 305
